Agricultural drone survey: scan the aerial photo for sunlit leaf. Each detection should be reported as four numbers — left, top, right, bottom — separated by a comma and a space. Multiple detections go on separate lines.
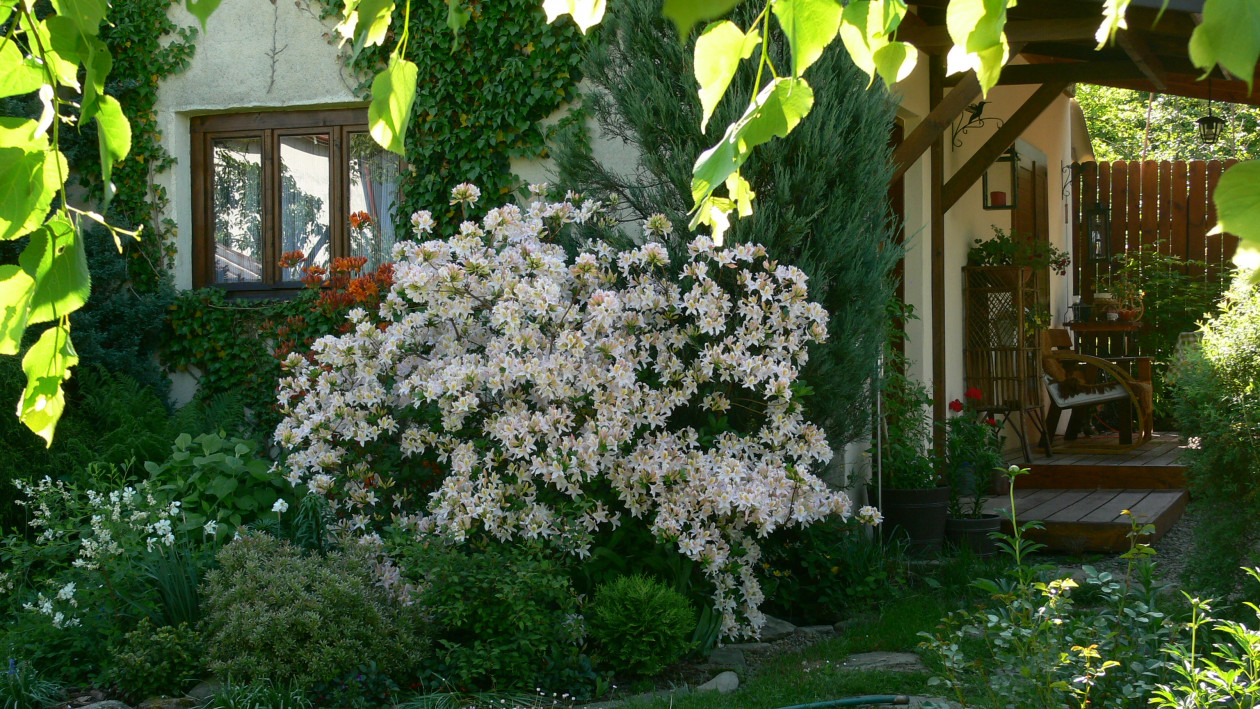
19, 322, 78, 446
0, 265, 34, 355
20, 217, 90, 325
541, 0, 606, 33
1189, 0, 1260, 93
368, 53, 418, 156
93, 95, 131, 205
690, 77, 814, 222
662, 0, 742, 39
81, 36, 112, 121
839, 0, 916, 87
0, 123, 66, 242
1095, 0, 1131, 48
337, 0, 395, 52
446, 0, 470, 34
36, 16, 86, 89
0, 41, 45, 99
1209, 161, 1260, 274
873, 41, 917, 85
695, 21, 761, 133
773, 0, 843, 77
185, 0, 222, 29
945, 0, 1009, 95
725, 171, 755, 217
50, 0, 107, 36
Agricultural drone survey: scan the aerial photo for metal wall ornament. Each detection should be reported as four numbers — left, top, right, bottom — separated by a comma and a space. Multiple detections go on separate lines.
983, 148, 1019, 210
1197, 77, 1228, 145
952, 101, 1005, 149
1085, 203, 1112, 263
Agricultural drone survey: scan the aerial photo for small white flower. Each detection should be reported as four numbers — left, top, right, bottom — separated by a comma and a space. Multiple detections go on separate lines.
203, 520, 218, 538
272, 499, 290, 515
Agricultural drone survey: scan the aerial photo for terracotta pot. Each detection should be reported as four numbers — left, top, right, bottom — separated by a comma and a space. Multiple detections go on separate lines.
878, 486, 950, 557
1117, 308, 1142, 321
945, 514, 1003, 557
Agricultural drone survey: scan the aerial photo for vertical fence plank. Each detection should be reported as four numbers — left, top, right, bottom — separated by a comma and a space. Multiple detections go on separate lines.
1187, 160, 1208, 281
1141, 161, 1159, 259
1106, 161, 1121, 287
1158, 161, 1173, 257
1217, 159, 1240, 276
1127, 161, 1142, 266
1080, 161, 1097, 300
1206, 160, 1224, 281
1170, 161, 1189, 271
1072, 162, 1084, 296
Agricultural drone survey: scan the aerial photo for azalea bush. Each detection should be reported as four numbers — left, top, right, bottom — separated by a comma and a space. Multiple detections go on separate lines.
275, 186, 852, 638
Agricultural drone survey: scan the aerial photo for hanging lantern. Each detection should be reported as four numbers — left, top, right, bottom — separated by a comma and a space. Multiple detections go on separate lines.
1197, 77, 1227, 144
1085, 203, 1112, 263
983, 148, 1019, 210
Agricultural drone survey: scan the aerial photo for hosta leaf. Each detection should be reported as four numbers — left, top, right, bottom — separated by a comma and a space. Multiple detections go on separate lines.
368, 53, 418, 156
945, 0, 1010, 95
0, 265, 35, 355
20, 216, 91, 324
541, 0, 606, 33
695, 21, 761, 132
20, 322, 78, 446
1189, 0, 1260, 92
772, 0, 843, 77
690, 77, 814, 218
662, 0, 742, 39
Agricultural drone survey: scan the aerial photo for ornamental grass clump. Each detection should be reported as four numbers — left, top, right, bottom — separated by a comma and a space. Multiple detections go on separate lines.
200, 533, 428, 687
274, 186, 853, 639
587, 574, 695, 676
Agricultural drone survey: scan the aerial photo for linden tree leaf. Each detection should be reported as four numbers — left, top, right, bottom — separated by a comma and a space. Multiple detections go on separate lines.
20, 322, 78, 446
690, 77, 814, 219
81, 36, 112, 121
51, 0, 107, 35
185, 0, 223, 29
839, 1, 916, 87
1210, 161, 1260, 270
20, 216, 90, 324
773, 0, 843, 77
94, 95, 131, 205
368, 53, 418, 156
541, 0, 606, 33
1189, 0, 1260, 93
36, 16, 86, 89
0, 41, 45, 98
1095, 0, 1131, 48
0, 265, 35, 355
446, 0, 470, 34
662, 0, 742, 39
338, 0, 394, 53
695, 21, 761, 133
945, 0, 1010, 95
0, 128, 66, 242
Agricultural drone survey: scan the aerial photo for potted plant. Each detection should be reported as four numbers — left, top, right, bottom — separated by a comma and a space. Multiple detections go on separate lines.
942, 388, 1005, 556
968, 226, 1071, 287
1110, 275, 1144, 321
872, 330, 949, 556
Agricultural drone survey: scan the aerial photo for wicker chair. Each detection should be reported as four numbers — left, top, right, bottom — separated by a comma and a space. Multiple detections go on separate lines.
1039, 329, 1153, 454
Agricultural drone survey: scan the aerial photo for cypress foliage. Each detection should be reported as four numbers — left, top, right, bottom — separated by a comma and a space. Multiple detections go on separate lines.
554, 0, 901, 449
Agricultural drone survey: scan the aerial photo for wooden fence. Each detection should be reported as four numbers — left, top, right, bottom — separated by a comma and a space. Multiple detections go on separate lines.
1073, 159, 1239, 299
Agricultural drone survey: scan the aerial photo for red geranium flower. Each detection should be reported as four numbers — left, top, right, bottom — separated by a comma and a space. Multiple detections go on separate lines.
985, 417, 998, 426
964, 387, 983, 401
949, 399, 964, 413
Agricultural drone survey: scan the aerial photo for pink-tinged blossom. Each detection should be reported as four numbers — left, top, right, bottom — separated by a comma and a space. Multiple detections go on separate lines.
274, 191, 847, 639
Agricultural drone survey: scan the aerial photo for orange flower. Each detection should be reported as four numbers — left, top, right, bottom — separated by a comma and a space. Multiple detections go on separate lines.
349, 211, 373, 230
279, 250, 306, 269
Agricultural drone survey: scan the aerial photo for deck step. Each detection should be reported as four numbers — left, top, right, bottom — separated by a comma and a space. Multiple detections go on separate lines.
981, 488, 1189, 554
1004, 431, 1190, 490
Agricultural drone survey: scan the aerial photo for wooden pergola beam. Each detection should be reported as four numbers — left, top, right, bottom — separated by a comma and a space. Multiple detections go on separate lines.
942, 61, 1145, 87
1116, 30, 1169, 90
898, 18, 1100, 50
942, 81, 1070, 211
890, 73, 981, 183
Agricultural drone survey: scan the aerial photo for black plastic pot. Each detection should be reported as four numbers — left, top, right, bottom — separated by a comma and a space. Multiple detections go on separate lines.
945, 514, 1003, 557
878, 486, 950, 557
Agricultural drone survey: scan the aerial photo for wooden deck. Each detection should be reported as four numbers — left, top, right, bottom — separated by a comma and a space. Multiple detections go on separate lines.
981, 488, 1189, 553
990, 433, 1193, 552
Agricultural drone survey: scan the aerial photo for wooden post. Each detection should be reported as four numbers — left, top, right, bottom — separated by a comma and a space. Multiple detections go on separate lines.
930, 53, 947, 458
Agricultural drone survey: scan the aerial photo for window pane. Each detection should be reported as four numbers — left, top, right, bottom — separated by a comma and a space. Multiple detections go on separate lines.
212, 138, 263, 284
348, 132, 404, 269
280, 134, 331, 282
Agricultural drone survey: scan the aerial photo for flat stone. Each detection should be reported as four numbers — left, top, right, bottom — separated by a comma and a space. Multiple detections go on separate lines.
840, 651, 928, 674
187, 679, 222, 705
138, 698, 196, 709
705, 646, 746, 668
696, 671, 739, 694
723, 641, 772, 651
758, 615, 797, 641
81, 703, 133, 709
797, 624, 835, 635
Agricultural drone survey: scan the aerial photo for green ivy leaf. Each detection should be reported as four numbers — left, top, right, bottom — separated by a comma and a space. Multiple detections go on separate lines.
1189, 0, 1260, 93
541, 0, 606, 33
19, 216, 91, 325
368, 53, 418, 156
690, 76, 814, 220
94, 95, 131, 205
185, 0, 223, 29
0, 41, 45, 98
662, 0, 742, 39
0, 265, 35, 355
694, 20, 761, 133
1095, 0, 1131, 48
1210, 161, 1260, 272
945, 0, 1010, 95
772, 0, 843, 78
839, 0, 917, 87
19, 322, 78, 446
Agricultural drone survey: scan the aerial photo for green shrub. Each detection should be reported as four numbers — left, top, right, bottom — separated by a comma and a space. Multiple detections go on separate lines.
1174, 274, 1260, 594
393, 538, 580, 691
201, 533, 428, 687
106, 618, 203, 702
206, 680, 311, 709
586, 574, 694, 676
0, 661, 62, 709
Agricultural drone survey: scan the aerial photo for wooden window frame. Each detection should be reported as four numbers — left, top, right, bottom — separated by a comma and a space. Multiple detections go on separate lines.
191, 108, 378, 296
